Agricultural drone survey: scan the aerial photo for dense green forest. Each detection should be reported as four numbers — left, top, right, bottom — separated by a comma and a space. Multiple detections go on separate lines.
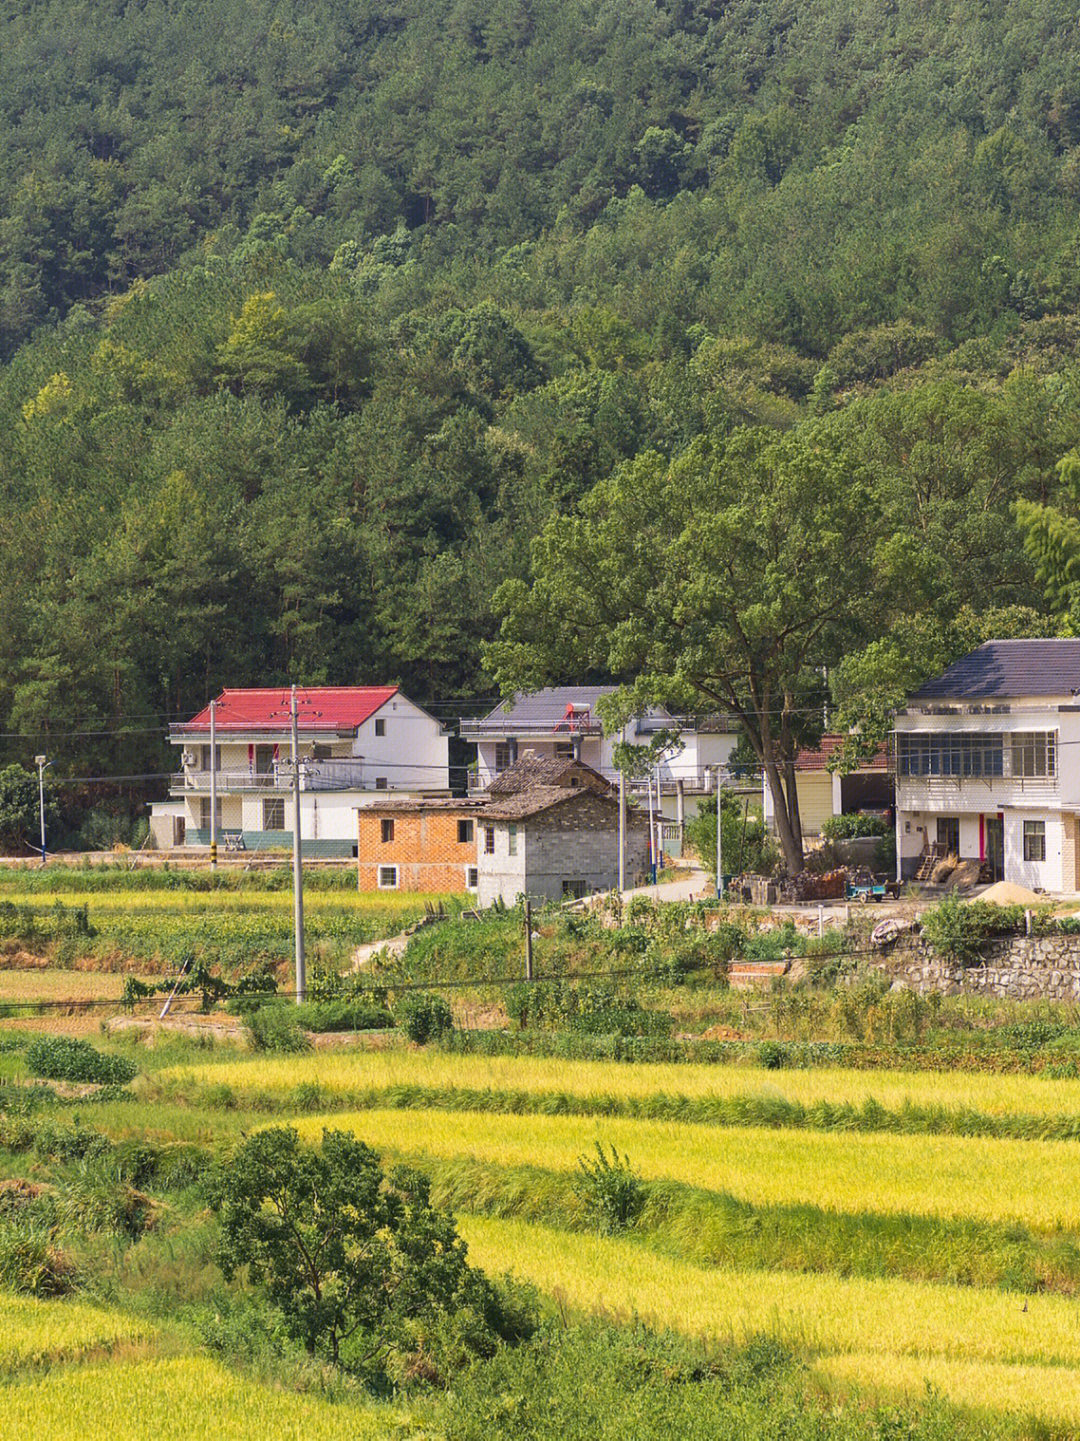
5, 0, 1080, 817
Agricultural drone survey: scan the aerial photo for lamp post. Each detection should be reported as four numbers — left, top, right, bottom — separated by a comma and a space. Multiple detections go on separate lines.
33, 755, 50, 865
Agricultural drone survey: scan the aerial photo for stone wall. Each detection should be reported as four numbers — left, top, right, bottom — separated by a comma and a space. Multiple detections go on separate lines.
880, 934, 1080, 1000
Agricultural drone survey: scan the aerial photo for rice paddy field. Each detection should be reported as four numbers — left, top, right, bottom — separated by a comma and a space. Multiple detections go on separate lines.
150, 1041, 1080, 1432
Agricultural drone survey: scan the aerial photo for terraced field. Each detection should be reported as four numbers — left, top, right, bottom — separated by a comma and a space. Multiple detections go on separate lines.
167, 1044, 1080, 1429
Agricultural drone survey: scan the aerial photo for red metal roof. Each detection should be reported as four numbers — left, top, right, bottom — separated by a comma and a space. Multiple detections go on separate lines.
177, 687, 398, 733
794, 734, 890, 772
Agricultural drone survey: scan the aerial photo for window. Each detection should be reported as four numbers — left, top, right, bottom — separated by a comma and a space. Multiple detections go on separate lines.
457, 818, 474, 844
380, 818, 395, 843
483, 825, 495, 854
199, 745, 220, 772
508, 823, 518, 856
554, 741, 574, 759
263, 798, 285, 831
562, 879, 588, 899
312, 744, 331, 761
374, 717, 386, 736
494, 742, 511, 773
198, 798, 222, 831
1023, 820, 1046, 862
1012, 732, 1056, 778
375, 777, 388, 790
936, 817, 960, 855
377, 865, 398, 889
897, 732, 1003, 777
465, 866, 478, 890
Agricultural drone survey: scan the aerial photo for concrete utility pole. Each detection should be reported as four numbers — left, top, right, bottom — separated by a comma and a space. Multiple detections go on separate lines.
646, 770, 656, 884
524, 897, 534, 980
715, 764, 723, 901
209, 699, 218, 873
33, 755, 50, 865
617, 724, 626, 894
290, 685, 306, 1003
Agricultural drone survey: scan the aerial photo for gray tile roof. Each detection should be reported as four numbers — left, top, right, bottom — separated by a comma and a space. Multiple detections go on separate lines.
483, 753, 613, 796
912, 640, 1080, 700
468, 686, 620, 731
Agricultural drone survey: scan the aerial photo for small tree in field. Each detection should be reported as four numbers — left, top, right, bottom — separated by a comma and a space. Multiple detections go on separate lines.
209, 1127, 494, 1367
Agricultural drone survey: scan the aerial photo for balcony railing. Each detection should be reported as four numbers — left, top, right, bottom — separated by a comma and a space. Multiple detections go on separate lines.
459, 717, 603, 738
171, 759, 369, 795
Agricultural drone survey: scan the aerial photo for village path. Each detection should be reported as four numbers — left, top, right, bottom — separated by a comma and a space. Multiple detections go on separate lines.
619, 864, 712, 904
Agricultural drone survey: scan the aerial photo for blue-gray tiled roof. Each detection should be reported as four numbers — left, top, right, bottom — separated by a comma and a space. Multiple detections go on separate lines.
913, 640, 1080, 700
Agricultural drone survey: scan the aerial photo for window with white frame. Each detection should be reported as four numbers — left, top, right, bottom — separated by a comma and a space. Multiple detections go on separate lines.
483, 825, 495, 854
1011, 732, 1056, 778
377, 865, 398, 889
263, 798, 285, 831
198, 797, 222, 830
1023, 820, 1046, 862
465, 866, 478, 889
897, 732, 1003, 777
457, 818, 474, 844
508, 823, 518, 856
494, 742, 511, 773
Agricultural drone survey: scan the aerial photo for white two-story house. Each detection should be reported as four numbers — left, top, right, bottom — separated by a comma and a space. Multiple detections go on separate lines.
895, 640, 1080, 893
459, 686, 741, 844
150, 686, 449, 857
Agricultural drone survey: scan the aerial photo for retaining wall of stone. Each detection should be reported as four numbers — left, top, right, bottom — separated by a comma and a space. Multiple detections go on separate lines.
882, 935, 1080, 1000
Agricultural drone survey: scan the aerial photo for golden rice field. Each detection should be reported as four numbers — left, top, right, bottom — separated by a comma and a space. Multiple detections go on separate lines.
0, 1356, 404, 1439
165, 1045, 1080, 1118
460, 1217, 1080, 1428
293, 1106, 1080, 1230
0, 888, 447, 918
0, 1294, 156, 1367
0, 970, 124, 1002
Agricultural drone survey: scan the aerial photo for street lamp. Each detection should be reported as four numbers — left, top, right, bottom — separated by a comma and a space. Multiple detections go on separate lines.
33, 755, 50, 866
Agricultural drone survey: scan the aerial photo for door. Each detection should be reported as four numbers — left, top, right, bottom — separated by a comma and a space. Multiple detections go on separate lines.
984, 815, 1004, 881
255, 745, 275, 782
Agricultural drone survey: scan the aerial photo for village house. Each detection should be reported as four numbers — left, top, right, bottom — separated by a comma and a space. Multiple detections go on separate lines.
894, 639, 1080, 891
460, 686, 740, 852
762, 734, 893, 839
358, 751, 651, 901
150, 686, 449, 858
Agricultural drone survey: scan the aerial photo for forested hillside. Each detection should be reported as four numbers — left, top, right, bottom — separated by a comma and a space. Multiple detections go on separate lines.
5, 0, 1080, 794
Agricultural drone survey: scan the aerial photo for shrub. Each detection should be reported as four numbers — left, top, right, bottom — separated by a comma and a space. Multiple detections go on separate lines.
574, 1143, 645, 1234
245, 1007, 311, 1053
821, 813, 888, 840
395, 991, 454, 1044
25, 1036, 138, 1087
293, 1000, 394, 1033
0, 1221, 76, 1296
921, 895, 1025, 965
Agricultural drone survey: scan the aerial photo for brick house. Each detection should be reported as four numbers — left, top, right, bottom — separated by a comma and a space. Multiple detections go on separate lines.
357, 751, 650, 899
358, 798, 487, 893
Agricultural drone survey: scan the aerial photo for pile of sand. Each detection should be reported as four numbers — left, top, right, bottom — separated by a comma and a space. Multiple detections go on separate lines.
967, 880, 1043, 906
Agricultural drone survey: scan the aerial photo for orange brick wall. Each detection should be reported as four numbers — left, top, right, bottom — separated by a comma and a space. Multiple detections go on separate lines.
357, 809, 476, 892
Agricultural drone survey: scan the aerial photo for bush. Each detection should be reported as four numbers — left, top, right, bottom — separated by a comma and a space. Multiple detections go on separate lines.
245, 1006, 311, 1053
294, 1000, 394, 1033
574, 1142, 645, 1234
505, 980, 672, 1038
395, 991, 454, 1044
25, 1036, 138, 1087
921, 895, 1025, 965
0, 1221, 75, 1296
821, 813, 888, 840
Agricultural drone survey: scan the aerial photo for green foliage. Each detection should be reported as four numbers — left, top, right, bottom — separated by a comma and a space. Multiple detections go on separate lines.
394, 991, 454, 1045
208, 1126, 519, 1370
0, 766, 59, 856
822, 813, 889, 840
921, 897, 1026, 965
685, 794, 780, 877
573, 1142, 645, 1235
0, 1221, 75, 1297
244, 1007, 311, 1054
24, 1036, 138, 1087
505, 980, 672, 1038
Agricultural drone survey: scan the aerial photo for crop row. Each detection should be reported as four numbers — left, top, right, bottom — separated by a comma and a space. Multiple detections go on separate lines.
163, 1048, 1080, 1118
291, 1107, 1080, 1230
457, 1216, 1080, 1427
0, 1294, 156, 1368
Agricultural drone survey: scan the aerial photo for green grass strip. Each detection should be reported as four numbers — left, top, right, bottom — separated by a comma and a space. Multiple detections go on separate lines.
416, 1154, 1080, 1296
262, 1080, 1080, 1144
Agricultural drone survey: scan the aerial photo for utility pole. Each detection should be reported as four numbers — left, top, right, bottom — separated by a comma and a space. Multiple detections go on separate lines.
33, 755, 50, 865
646, 770, 656, 884
524, 897, 534, 980
209, 699, 218, 874
715, 764, 723, 901
617, 724, 626, 895
290, 684, 306, 1003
